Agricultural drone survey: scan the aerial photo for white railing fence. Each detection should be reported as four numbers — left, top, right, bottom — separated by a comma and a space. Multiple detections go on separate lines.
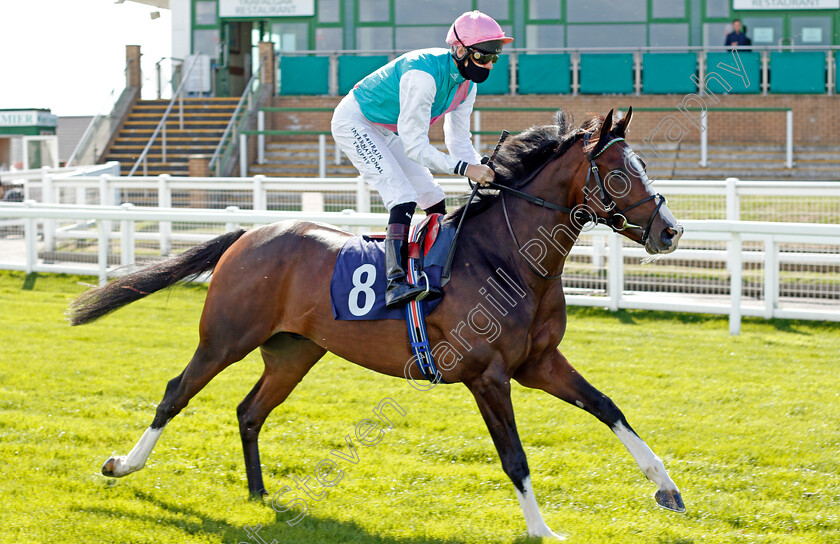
1, 201, 837, 335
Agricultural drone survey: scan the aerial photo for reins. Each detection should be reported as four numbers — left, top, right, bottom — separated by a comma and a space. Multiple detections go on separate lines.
477, 128, 667, 280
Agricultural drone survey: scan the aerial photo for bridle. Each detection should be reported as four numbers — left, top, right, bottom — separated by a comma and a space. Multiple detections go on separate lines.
485, 131, 667, 280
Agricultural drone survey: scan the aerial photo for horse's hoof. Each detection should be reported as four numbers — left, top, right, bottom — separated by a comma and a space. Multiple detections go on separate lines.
655, 489, 686, 513
102, 457, 116, 477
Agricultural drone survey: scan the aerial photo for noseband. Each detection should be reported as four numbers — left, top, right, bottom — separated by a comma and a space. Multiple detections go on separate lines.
582, 132, 666, 246
485, 131, 667, 280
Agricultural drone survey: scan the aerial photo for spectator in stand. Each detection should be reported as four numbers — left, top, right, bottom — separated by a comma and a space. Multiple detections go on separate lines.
725, 19, 750, 48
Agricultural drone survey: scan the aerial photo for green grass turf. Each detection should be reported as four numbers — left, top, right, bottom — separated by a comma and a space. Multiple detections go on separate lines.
0, 270, 838, 543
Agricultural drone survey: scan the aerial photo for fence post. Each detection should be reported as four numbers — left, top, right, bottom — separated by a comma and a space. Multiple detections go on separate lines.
253, 174, 266, 211
608, 232, 623, 311
240, 133, 248, 177
120, 203, 135, 267
98, 218, 109, 285
699, 111, 708, 167
356, 176, 370, 213
158, 174, 171, 255
633, 50, 642, 96
329, 53, 338, 97
828, 50, 835, 96
318, 134, 327, 178
258, 111, 266, 165
729, 231, 742, 335
785, 110, 793, 169
225, 206, 240, 233
725, 177, 740, 275
761, 51, 769, 95
473, 110, 481, 154
24, 200, 36, 274
763, 235, 778, 320
509, 52, 518, 96
42, 171, 55, 252
725, 177, 740, 221
571, 52, 580, 96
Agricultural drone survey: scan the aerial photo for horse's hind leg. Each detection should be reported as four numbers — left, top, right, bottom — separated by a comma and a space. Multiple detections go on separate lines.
514, 350, 685, 513
237, 333, 325, 496
102, 342, 242, 478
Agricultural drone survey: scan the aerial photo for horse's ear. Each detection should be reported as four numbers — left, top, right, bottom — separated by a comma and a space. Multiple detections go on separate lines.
615, 106, 633, 137
594, 109, 614, 152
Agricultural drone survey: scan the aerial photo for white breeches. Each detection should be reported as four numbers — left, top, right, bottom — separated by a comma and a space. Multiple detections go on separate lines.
330, 92, 446, 211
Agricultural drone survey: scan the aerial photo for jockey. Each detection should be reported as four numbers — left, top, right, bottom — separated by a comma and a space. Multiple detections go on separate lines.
331, 10, 513, 309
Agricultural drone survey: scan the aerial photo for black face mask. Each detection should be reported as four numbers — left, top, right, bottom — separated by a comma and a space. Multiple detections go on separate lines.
456, 56, 490, 83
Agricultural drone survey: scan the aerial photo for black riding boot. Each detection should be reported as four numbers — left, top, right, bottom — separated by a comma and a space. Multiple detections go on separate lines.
385, 224, 442, 309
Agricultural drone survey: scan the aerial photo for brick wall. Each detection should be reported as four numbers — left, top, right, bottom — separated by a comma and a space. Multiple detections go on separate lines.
269, 94, 840, 148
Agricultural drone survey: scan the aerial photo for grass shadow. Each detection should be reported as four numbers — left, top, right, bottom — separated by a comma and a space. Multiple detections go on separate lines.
22, 272, 39, 290
77, 489, 471, 544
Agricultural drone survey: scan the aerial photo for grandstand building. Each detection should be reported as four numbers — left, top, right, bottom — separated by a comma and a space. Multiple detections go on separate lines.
98, 1, 840, 180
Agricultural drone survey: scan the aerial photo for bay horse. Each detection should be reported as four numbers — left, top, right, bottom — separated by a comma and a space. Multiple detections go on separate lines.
69, 108, 685, 539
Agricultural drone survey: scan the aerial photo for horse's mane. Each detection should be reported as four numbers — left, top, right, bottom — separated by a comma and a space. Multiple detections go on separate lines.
444, 109, 604, 225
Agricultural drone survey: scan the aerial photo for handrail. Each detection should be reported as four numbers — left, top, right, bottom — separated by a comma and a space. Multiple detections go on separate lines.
275, 45, 840, 56
66, 60, 134, 167
128, 55, 200, 177
209, 64, 262, 174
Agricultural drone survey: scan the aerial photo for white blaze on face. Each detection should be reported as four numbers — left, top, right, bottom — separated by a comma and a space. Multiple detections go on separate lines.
623, 146, 653, 190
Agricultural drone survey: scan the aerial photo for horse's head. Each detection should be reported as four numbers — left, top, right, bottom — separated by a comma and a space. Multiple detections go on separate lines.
581, 107, 683, 255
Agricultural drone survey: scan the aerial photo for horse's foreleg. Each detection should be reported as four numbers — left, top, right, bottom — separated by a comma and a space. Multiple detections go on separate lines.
102, 344, 235, 478
466, 363, 564, 540
514, 350, 685, 512
237, 333, 325, 497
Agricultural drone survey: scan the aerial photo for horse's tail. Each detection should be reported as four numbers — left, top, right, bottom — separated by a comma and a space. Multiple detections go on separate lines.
68, 228, 247, 326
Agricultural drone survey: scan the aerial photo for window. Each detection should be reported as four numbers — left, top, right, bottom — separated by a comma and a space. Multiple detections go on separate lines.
193, 29, 220, 57
271, 23, 309, 51
649, 23, 689, 47
357, 27, 393, 50
316, 27, 343, 50
567, 24, 647, 48
395, 26, 450, 50
792, 17, 832, 46
395, 0, 470, 25
318, 0, 340, 23
526, 24, 564, 49
705, 0, 729, 19
359, 0, 390, 23
195, 1, 217, 25
529, 0, 561, 20
478, 0, 510, 19
652, 0, 685, 19
567, 0, 646, 23
703, 22, 730, 47
741, 17, 782, 46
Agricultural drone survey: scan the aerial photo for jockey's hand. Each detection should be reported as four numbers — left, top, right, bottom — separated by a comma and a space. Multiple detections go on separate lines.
466, 163, 495, 187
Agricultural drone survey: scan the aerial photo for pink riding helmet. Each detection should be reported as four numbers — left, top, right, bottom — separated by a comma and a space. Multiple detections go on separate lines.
446, 11, 514, 48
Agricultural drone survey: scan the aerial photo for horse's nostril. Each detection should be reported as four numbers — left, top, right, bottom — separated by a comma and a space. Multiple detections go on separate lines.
661, 227, 675, 243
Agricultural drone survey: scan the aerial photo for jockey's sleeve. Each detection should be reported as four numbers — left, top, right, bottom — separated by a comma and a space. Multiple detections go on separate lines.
444, 84, 482, 166
397, 70, 461, 174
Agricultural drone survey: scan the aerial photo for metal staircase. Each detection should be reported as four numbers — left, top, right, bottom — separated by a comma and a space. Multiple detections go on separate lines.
104, 97, 240, 176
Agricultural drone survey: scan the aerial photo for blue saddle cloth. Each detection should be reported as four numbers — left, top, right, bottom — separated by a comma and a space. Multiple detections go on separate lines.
330, 220, 455, 321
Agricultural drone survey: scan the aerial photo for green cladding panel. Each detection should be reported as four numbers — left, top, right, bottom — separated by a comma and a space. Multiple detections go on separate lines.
279, 56, 330, 95
338, 56, 389, 95
704, 52, 761, 94
517, 54, 571, 94
477, 55, 509, 95
580, 54, 634, 94
642, 53, 698, 94
770, 52, 825, 94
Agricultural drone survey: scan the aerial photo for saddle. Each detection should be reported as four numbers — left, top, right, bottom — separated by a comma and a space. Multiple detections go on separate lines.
330, 214, 455, 322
